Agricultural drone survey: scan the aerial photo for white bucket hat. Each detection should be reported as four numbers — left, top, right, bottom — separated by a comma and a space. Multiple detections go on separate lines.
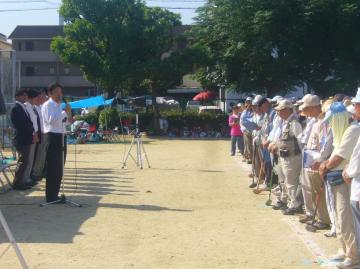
352, 88, 360, 104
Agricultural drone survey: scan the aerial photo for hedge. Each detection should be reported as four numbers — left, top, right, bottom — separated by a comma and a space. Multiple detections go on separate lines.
75, 110, 228, 133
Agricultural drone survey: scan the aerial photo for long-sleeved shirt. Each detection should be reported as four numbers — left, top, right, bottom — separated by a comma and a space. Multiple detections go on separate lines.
268, 115, 283, 143
25, 102, 38, 133
240, 109, 258, 133
300, 117, 316, 146
303, 118, 334, 167
42, 98, 68, 134
346, 126, 360, 201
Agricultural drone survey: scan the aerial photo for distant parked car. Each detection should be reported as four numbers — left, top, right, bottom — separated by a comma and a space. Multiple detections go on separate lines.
186, 100, 201, 111
199, 106, 223, 114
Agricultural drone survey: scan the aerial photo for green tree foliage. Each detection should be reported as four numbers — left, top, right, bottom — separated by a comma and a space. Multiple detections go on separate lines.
51, 0, 196, 97
192, 0, 360, 96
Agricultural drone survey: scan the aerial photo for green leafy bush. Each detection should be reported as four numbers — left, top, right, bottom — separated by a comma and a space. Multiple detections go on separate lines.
74, 112, 99, 125
99, 108, 120, 129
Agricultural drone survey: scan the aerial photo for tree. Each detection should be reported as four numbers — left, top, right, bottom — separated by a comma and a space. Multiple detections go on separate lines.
191, 0, 360, 96
52, 0, 195, 97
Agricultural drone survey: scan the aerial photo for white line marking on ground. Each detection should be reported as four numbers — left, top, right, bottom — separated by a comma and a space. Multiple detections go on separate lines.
282, 217, 338, 268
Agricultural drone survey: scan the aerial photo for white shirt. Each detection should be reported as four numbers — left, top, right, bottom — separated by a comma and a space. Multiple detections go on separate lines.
25, 102, 38, 133
301, 117, 316, 146
42, 98, 68, 134
346, 124, 360, 201
36, 105, 44, 133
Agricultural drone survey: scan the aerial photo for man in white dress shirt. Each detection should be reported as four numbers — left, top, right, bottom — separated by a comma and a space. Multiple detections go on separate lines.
31, 89, 48, 181
24, 89, 40, 186
42, 83, 73, 203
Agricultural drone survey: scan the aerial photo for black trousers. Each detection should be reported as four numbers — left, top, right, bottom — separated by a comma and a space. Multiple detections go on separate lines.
14, 144, 31, 187
45, 133, 64, 202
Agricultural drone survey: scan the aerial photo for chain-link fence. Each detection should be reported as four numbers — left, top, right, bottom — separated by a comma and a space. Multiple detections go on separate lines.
0, 50, 17, 149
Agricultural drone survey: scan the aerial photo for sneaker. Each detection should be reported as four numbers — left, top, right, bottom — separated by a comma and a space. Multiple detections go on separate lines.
336, 258, 358, 268
272, 201, 287, 210
312, 222, 330, 230
299, 215, 313, 224
282, 207, 302, 215
324, 231, 336, 238
329, 253, 346, 262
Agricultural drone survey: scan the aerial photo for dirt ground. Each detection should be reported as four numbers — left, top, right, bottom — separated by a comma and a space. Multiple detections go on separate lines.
0, 139, 340, 269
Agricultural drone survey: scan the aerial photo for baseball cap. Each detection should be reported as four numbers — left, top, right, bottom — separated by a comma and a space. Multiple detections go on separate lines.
252, 95, 263, 106
274, 99, 294, 111
299, 94, 321, 110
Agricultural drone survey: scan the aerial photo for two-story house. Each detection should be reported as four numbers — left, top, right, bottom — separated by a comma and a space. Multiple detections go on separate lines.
9, 25, 95, 97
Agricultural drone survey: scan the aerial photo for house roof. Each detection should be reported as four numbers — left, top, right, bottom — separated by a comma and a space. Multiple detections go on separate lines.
8, 24, 190, 39
9, 25, 64, 39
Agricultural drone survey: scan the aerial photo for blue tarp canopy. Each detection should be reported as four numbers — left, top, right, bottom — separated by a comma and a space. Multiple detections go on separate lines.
62, 96, 114, 109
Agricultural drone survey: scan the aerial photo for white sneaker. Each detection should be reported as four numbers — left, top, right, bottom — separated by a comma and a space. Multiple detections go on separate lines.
336, 258, 358, 268
329, 253, 346, 262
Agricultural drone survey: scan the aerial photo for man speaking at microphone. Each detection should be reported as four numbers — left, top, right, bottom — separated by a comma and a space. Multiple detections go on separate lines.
42, 83, 74, 203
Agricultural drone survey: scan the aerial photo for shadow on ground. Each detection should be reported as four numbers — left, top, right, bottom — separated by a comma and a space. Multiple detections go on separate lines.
0, 166, 191, 244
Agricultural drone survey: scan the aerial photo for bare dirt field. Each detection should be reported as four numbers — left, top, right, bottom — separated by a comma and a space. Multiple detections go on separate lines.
0, 139, 339, 268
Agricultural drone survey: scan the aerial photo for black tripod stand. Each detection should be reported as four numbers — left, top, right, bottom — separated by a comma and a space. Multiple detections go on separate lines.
121, 111, 150, 169
40, 131, 81, 207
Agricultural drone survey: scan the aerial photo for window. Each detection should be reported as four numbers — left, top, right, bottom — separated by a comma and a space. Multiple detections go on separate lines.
25, 66, 35, 76
64, 67, 70, 75
25, 41, 34, 51
49, 67, 55, 75
18, 42, 22, 51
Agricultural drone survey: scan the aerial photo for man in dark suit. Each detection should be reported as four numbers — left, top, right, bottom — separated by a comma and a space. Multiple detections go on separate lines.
10, 89, 35, 190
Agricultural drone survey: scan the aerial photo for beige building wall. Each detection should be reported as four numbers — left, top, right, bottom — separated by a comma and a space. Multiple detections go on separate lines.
0, 40, 12, 51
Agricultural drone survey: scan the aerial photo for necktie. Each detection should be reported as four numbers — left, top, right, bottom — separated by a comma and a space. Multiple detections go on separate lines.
33, 107, 41, 143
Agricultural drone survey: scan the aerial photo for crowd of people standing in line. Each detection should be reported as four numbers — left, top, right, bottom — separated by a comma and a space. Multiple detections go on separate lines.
10, 83, 74, 203
228, 89, 360, 269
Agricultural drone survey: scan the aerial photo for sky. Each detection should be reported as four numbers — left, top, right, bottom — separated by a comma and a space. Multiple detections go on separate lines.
0, 0, 204, 37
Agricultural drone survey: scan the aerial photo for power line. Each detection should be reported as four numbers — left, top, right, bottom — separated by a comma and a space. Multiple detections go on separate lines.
0, 0, 48, 3
0, 7, 57, 12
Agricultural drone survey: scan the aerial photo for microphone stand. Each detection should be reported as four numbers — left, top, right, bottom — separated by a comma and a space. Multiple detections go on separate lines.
40, 105, 81, 207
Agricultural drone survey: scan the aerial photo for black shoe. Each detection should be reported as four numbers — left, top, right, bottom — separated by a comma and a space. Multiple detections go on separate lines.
249, 183, 257, 188
272, 201, 287, 210
30, 174, 42, 182
45, 196, 62, 203
26, 181, 38, 187
13, 184, 32, 190
282, 207, 302, 215
307, 221, 330, 230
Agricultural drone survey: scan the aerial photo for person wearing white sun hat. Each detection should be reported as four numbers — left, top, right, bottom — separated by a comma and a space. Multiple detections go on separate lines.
343, 88, 360, 268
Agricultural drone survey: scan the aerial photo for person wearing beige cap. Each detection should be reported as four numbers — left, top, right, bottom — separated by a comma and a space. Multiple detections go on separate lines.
299, 94, 331, 230
272, 99, 303, 215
